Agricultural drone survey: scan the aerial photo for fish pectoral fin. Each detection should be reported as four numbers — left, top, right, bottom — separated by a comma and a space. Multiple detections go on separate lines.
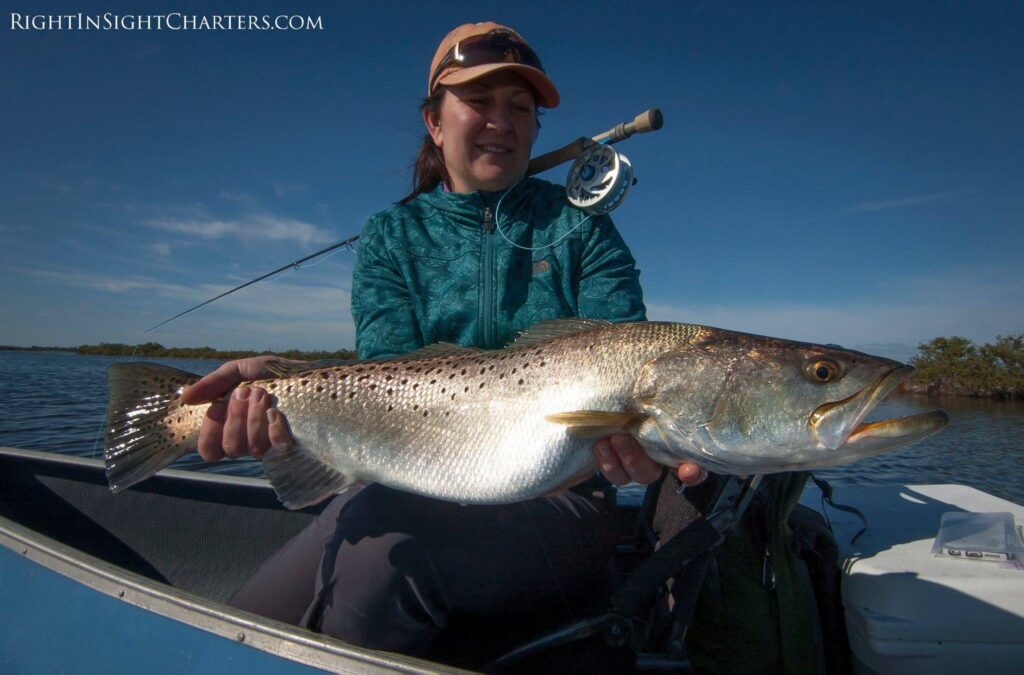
262, 444, 358, 510
544, 411, 648, 438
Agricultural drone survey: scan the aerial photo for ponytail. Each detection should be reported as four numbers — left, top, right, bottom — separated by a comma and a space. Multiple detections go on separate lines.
399, 91, 448, 205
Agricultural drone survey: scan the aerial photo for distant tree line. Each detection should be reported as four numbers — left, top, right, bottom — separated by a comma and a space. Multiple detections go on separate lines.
907, 335, 1023, 399
71, 342, 356, 361
0, 345, 76, 352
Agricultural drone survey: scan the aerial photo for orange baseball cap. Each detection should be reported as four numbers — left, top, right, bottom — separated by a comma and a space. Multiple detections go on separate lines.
428, 22, 560, 108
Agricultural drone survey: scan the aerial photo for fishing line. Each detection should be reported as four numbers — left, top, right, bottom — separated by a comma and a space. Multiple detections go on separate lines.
145, 235, 360, 333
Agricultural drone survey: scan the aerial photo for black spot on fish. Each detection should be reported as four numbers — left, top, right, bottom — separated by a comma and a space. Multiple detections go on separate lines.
479, 382, 485, 389
388, 404, 394, 411
441, 388, 446, 394
387, 388, 394, 395
316, 385, 324, 393
331, 392, 338, 400
320, 372, 330, 380
518, 379, 524, 385
348, 392, 356, 399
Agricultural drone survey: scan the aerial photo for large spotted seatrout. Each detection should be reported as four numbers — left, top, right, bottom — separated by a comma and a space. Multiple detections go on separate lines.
105, 320, 947, 508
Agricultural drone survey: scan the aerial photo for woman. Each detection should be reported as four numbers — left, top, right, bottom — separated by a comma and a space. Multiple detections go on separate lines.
182, 22, 705, 656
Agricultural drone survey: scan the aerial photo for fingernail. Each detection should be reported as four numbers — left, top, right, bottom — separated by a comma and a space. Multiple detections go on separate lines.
594, 443, 611, 460
234, 385, 250, 401
266, 408, 280, 425
251, 388, 264, 404
206, 400, 227, 422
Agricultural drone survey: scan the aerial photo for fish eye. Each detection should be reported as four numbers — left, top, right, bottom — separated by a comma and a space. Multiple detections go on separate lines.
805, 360, 838, 383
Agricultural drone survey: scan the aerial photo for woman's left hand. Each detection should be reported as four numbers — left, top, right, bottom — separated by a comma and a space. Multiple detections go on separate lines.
593, 433, 707, 487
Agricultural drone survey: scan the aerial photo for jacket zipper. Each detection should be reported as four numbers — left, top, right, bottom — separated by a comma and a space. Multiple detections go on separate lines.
481, 206, 495, 348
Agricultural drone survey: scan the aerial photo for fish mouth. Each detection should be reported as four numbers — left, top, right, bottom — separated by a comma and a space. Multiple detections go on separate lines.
843, 409, 949, 455
808, 364, 948, 463
810, 365, 914, 449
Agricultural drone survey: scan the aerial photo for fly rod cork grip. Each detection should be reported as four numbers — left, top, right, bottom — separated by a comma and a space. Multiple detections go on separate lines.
527, 108, 664, 175
591, 108, 664, 145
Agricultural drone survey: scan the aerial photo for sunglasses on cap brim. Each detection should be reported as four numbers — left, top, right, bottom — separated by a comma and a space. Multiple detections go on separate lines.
430, 30, 546, 93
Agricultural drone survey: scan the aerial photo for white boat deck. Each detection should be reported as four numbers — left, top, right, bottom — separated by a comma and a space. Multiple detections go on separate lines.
801, 483, 1024, 674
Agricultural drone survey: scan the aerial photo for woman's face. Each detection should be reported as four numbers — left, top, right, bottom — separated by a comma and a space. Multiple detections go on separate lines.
425, 72, 539, 193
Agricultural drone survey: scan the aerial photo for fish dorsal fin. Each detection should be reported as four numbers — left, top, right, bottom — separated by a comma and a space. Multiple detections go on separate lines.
545, 411, 648, 439
262, 444, 361, 509
511, 318, 611, 348
403, 343, 484, 359
264, 360, 356, 378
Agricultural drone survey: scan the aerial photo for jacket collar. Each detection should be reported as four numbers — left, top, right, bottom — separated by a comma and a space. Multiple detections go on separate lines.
417, 178, 540, 229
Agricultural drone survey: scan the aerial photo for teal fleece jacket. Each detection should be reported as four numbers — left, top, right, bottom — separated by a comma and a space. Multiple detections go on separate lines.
351, 178, 646, 359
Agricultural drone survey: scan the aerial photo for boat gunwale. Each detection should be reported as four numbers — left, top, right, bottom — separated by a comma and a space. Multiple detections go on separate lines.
0, 446, 470, 675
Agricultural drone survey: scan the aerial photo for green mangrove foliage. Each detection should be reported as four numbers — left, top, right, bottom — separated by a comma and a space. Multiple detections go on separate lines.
910, 335, 1024, 399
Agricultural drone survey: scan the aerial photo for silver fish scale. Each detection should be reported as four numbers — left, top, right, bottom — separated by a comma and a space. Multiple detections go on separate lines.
255, 322, 708, 503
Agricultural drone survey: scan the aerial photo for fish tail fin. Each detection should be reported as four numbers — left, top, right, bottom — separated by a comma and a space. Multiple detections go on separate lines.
105, 362, 203, 492
263, 444, 359, 510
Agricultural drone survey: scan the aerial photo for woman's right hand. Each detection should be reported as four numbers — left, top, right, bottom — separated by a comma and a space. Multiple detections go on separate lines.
180, 355, 296, 462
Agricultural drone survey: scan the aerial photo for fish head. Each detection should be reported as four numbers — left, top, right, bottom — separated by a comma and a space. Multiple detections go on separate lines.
635, 331, 948, 473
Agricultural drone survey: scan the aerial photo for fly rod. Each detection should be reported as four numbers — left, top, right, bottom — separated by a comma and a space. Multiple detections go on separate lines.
147, 108, 664, 332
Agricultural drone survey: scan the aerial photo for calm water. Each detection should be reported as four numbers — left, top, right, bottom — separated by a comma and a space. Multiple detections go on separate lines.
2, 350, 1022, 504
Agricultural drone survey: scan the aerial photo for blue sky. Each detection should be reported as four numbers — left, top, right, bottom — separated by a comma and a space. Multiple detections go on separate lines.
2, 1, 1021, 360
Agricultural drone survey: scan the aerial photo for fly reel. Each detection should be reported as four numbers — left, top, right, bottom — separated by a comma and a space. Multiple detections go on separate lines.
565, 143, 635, 215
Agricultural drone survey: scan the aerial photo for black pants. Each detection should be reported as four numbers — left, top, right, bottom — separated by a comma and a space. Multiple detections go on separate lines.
229, 483, 617, 656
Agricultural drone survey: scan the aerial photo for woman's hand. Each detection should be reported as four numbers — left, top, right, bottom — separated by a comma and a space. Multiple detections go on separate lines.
593, 433, 707, 487
180, 355, 296, 462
